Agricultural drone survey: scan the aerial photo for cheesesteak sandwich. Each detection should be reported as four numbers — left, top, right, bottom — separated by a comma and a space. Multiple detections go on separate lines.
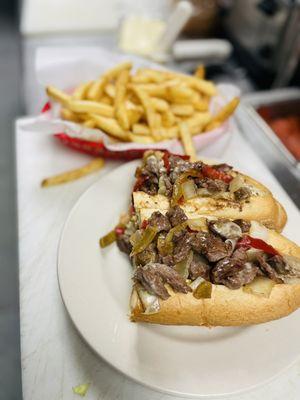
100, 205, 300, 326
100, 150, 300, 326
133, 151, 286, 232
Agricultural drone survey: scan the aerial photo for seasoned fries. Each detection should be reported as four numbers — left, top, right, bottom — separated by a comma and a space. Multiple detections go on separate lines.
72, 81, 92, 100
179, 122, 197, 160
41, 158, 105, 187
114, 69, 130, 130
91, 115, 128, 141
67, 100, 114, 117
204, 97, 240, 132
195, 64, 205, 80
46, 61, 240, 156
46, 86, 70, 106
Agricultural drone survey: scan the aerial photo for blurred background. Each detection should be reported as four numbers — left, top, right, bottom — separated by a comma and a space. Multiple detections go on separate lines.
1, 0, 299, 398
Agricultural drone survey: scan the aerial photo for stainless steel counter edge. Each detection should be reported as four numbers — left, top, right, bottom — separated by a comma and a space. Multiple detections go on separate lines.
236, 104, 300, 208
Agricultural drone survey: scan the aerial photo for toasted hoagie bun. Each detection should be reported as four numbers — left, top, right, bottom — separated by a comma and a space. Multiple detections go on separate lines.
130, 227, 300, 326
133, 173, 287, 232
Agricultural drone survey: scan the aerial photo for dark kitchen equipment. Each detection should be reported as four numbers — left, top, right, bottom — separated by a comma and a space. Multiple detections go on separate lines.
223, 0, 300, 88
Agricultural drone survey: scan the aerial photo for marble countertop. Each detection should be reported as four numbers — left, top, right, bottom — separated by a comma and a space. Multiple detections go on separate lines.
17, 120, 300, 400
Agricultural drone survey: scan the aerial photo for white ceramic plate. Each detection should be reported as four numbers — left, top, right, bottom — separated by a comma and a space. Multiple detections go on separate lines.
58, 160, 300, 397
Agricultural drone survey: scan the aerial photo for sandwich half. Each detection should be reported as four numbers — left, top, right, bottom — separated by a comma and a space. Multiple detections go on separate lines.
133, 150, 287, 232
121, 206, 300, 326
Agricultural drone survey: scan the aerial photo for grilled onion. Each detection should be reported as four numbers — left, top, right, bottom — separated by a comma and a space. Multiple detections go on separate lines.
182, 180, 197, 200
229, 174, 245, 193
135, 285, 160, 314
243, 277, 275, 297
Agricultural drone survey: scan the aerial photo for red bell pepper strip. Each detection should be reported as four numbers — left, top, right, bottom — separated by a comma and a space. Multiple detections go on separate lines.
202, 164, 233, 183
237, 235, 279, 256
163, 151, 171, 173
115, 226, 125, 235
140, 220, 149, 229
162, 151, 190, 173
41, 101, 51, 113
133, 174, 150, 192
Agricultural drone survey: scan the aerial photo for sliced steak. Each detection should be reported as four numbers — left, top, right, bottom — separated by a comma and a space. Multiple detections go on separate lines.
158, 175, 173, 197
225, 263, 258, 289
173, 232, 194, 263
133, 243, 158, 266
234, 187, 251, 201
159, 254, 174, 266
268, 255, 287, 275
233, 219, 251, 233
145, 154, 166, 176
134, 263, 191, 299
257, 254, 283, 283
148, 211, 171, 232
116, 234, 132, 254
139, 177, 159, 196
135, 265, 169, 299
191, 161, 204, 171
169, 156, 191, 182
167, 206, 188, 227
189, 253, 211, 281
197, 178, 228, 193
212, 163, 233, 173
212, 249, 258, 289
191, 232, 232, 262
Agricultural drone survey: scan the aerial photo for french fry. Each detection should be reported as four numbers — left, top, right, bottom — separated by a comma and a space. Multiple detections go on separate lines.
187, 78, 217, 97
104, 83, 116, 99
130, 86, 158, 133
134, 68, 167, 83
187, 112, 212, 135
91, 114, 128, 141
193, 99, 209, 112
132, 123, 151, 136
161, 109, 176, 127
72, 81, 92, 100
67, 100, 114, 118
128, 108, 143, 126
167, 85, 198, 104
152, 130, 163, 141
46, 86, 70, 106
171, 104, 194, 117
41, 158, 105, 187
76, 113, 92, 122
60, 108, 80, 122
101, 95, 113, 105
83, 119, 96, 128
151, 97, 169, 112
130, 83, 168, 98
87, 61, 131, 100
86, 78, 105, 101
114, 70, 130, 130
128, 133, 155, 144
163, 70, 217, 96
204, 97, 240, 131
154, 113, 162, 128
179, 122, 197, 160
159, 126, 179, 139
194, 64, 205, 79
131, 74, 153, 84
102, 61, 132, 82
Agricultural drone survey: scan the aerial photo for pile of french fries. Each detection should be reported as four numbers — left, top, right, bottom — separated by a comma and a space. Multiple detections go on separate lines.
46, 62, 239, 159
